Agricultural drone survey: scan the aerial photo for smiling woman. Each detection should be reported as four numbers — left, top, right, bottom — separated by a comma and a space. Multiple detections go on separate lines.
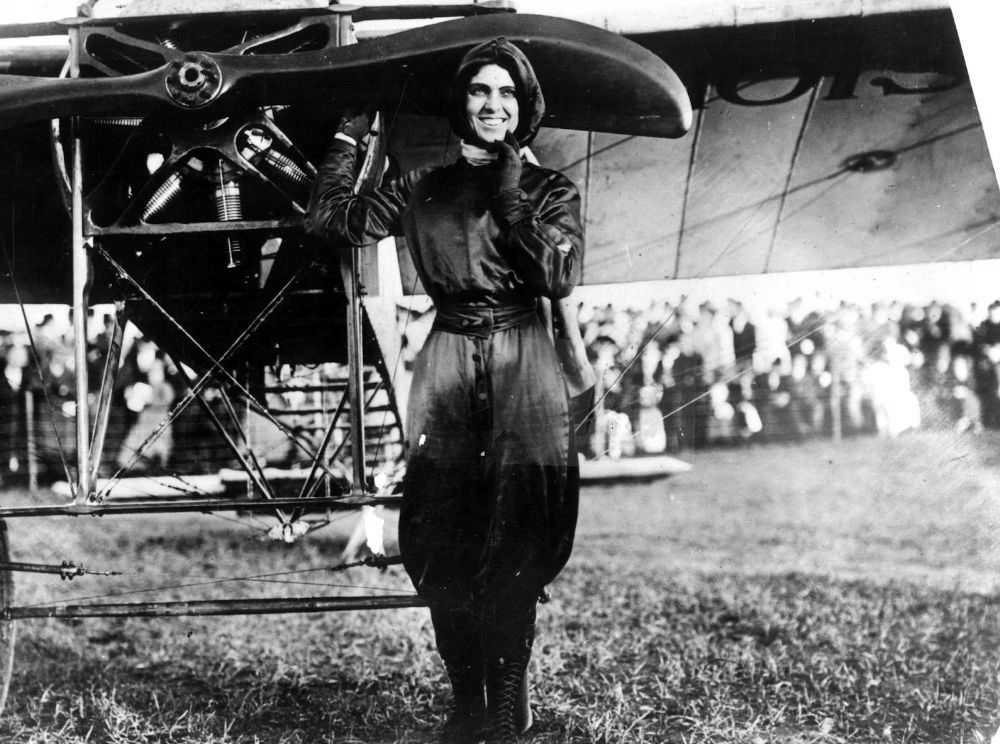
306, 37, 588, 744
464, 65, 520, 144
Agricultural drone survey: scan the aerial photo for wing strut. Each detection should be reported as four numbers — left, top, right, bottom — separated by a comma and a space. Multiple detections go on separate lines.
762, 80, 822, 273
674, 93, 708, 279
71, 120, 93, 505
342, 104, 389, 495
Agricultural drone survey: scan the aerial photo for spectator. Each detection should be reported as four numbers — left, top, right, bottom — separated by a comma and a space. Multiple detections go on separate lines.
635, 382, 666, 453
862, 337, 921, 438
760, 357, 809, 442
786, 297, 825, 359
0, 338, 31, 482
33, 313, 61, 367
671, 332, 707, 449
801, 351, 832, 436
116, 341, 176, 472
826, 303, 866, 433
754, 306, 791, 376
691, 301, 734, 384
787, 352, 819, 438
707, 370, 735, 445
946, 349, 983, 433
728, 368, 762, 443
728, 298, 756, 373
656, 339, 683, 452
973, 301, 1000, 428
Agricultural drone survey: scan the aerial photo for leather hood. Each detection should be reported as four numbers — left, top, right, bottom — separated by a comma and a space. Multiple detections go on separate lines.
449, 37, 545, 147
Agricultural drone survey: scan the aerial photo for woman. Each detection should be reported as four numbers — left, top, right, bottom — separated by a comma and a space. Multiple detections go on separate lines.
307, 38, 585, 743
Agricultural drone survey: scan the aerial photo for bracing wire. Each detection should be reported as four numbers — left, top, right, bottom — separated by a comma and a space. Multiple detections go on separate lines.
762, 81, 822, 273
20, 559, 418, 611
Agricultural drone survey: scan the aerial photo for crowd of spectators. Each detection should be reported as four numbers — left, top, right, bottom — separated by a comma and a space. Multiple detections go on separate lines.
2, 293, 1000, 483
0, 310, 187, 484
0, 309, 373, 485
575, 296, 1000, 458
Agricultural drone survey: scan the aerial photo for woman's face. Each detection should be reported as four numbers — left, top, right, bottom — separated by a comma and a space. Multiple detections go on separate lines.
465, 63, 519, 143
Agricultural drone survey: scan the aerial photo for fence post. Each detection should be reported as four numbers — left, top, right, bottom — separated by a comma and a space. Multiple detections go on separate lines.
25, 388, 37, 493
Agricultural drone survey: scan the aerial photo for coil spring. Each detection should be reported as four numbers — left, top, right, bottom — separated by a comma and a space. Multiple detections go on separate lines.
89, 117, 144, 128
142, 172, 183, 222
241, 127, 309, 191
214, 160, 243, 268
142, 156, 204, 222
262, 149, 310, 189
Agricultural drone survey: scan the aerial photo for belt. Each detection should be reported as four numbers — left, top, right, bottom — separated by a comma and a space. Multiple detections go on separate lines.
433, 301, 538, 339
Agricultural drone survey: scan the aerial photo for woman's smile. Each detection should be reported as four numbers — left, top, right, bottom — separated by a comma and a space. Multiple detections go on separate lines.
465, 63, 519, 143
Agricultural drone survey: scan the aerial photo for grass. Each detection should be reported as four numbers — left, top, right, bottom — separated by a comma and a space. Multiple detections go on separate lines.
0, 429, 998, 742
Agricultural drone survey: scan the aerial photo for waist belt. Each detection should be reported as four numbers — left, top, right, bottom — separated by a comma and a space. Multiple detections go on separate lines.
433, 301, 538, 339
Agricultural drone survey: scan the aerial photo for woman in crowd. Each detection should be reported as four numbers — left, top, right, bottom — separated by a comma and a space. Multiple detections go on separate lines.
307, 38, 585, 744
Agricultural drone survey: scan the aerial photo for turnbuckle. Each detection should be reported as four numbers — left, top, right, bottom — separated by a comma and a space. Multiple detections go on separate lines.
0, 560, 121, 581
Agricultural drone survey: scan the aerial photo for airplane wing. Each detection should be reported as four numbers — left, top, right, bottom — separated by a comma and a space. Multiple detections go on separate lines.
0, 5, 690, 303
0, 1, 993, 302
561, 3, 1000, 283
376, 2, 999, 286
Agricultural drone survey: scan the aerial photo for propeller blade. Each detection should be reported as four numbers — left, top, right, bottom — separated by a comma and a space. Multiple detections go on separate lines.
222, 13, 694, 138
0, 13, 691, 139
0, 70, 166, 128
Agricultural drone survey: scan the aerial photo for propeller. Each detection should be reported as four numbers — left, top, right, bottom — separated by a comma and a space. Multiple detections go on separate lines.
0, 12, 692, 138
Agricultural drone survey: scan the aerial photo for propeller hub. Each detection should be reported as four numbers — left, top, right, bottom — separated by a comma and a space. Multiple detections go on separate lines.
165, 52, 223, 109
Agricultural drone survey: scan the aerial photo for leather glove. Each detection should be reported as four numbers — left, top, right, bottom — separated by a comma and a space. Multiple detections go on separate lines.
336, 107, 371, 142
494, 132, 523, 194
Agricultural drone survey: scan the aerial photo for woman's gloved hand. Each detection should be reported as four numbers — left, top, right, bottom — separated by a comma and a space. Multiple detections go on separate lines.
487, 132, 530, 228
494, 132, 523, 194
336, 107, 372, 142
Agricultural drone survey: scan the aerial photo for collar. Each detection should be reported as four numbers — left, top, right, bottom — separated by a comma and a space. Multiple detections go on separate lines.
459, 141, 540, 167
460, 140, 497, 166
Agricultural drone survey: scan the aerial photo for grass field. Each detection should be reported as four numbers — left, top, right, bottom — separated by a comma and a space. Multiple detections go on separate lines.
0, 429, 998, 743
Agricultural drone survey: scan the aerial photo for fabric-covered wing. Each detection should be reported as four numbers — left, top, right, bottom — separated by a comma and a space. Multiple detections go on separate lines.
525, 7, 998, 283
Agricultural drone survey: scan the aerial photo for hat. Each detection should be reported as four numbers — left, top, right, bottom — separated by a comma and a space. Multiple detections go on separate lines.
449, 37, 545, 147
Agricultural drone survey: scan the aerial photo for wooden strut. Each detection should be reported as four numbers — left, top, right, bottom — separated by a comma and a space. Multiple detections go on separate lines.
0, 555, 421, 619
0, 494, 403, 519
70, 24, 94, 504
4, 594, 426, 620
88, 301, 126, 487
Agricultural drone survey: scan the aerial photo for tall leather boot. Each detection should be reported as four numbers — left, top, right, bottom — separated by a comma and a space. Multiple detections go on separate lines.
440, 658, 486, 743
432, 606, 486, 744
483, 619, 534, 744
515, 667, 532, 735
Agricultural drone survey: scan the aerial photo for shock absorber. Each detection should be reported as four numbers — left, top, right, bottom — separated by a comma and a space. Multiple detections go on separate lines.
214, 159, 244, 268
142, 155, 205, 222
239, 127, 310, 197
89, 117, 144, 129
